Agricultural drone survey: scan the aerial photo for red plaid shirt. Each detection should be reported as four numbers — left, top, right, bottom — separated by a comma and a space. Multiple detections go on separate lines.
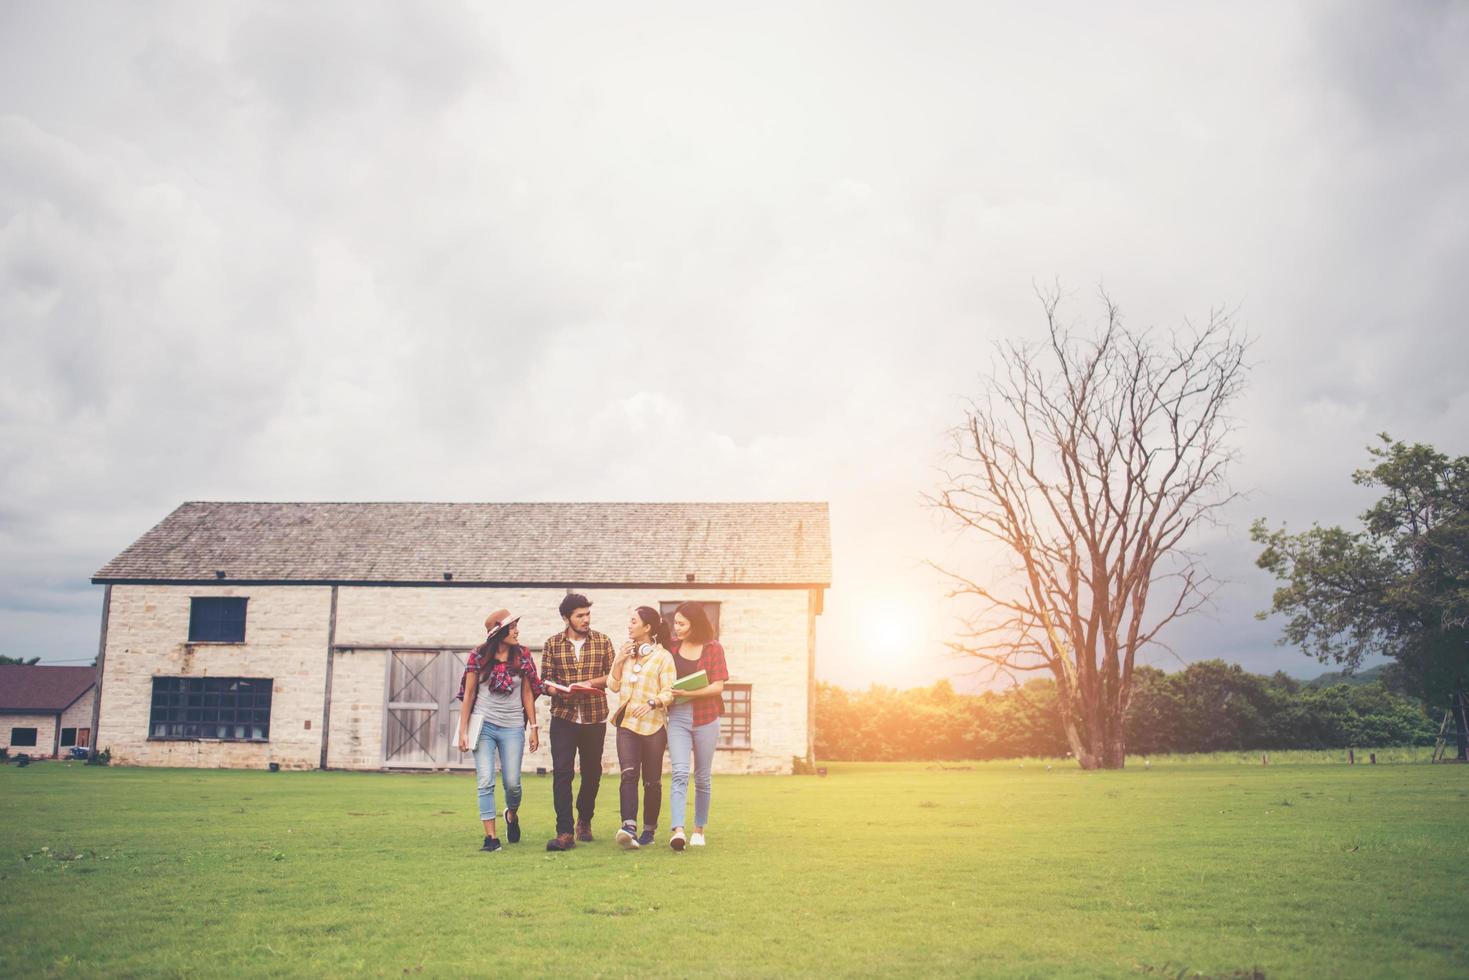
455, 645, 546, 703
670, 639, 730, 727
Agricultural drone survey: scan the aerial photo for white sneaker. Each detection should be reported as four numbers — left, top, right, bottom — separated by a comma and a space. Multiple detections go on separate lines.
689, 832, 706, 847
616, 824, 640, 850
670, 829, 687, 851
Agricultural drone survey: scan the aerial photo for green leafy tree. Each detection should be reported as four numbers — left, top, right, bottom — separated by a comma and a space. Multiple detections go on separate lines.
1253, 437, 1469, 706
0, 655, 41, 665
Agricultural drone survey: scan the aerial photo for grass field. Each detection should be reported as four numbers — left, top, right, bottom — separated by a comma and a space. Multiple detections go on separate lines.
2, 757, 1466, 978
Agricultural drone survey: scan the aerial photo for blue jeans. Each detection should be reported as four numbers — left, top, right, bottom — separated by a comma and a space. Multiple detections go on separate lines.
472, 721, 525, 821
667, 702, 718, 829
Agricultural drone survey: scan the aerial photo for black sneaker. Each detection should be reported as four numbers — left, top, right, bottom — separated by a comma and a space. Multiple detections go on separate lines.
481, 835, 501, 853
504, 808, 520, 844
637, 828, 655, 847
616, 822, 640, 850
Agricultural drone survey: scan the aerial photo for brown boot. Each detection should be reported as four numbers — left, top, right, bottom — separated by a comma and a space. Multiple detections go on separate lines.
576, 820, 594, 842
545, 832, 575, 852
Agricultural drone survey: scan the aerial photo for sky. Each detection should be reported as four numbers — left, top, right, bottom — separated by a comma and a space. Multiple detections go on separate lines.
2, 1, 1467, 689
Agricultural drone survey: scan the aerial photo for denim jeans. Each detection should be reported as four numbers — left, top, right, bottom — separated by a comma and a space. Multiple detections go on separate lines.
616, 724, 668, 829
472, 721, 525, 821
667, 702, 719, 829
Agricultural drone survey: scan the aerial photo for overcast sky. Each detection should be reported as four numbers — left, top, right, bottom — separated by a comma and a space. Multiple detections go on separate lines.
2, 1, 1466, 688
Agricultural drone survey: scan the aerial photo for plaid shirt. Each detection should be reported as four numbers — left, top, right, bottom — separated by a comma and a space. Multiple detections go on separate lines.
540, 629, 616, 724
671, 639, 730, 727
611, 645, 675, 736
455, 645, 546, 704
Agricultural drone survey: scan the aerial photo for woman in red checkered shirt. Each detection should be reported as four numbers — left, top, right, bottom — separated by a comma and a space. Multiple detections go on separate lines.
665, 602, 730, 850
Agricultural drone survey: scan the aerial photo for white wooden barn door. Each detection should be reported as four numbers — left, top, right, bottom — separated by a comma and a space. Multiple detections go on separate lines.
384, 649, 474, 770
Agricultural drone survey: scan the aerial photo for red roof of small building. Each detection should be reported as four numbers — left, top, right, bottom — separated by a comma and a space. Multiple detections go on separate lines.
0, 665, 97, 712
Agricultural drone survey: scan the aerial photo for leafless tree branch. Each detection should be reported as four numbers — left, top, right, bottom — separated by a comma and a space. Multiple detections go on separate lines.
932, 289, 1249, 768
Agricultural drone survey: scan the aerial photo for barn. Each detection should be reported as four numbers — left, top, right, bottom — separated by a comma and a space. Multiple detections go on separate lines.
91, 501, 830, 774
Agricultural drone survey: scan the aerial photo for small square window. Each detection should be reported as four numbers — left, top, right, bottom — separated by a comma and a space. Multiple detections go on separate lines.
188, 597, 248, 643
60, 728, 77, 747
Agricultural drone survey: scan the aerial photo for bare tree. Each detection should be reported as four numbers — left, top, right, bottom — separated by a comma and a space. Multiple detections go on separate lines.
931, 287, 1248, 769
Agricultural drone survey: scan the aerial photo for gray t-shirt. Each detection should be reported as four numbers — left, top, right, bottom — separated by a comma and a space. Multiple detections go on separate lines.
472, 674, 526, 730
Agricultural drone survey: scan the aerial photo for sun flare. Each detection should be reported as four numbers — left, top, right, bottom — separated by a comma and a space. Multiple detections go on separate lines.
863, 602, 909, 651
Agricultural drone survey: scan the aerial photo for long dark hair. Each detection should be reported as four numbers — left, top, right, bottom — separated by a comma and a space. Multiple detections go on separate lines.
674, 601, 716, 644
481, 634, 524, 676
634, 606, 672, 650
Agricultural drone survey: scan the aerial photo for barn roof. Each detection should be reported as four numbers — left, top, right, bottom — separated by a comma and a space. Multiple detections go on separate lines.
93, 501, 832, 587
0, 665, 97, 713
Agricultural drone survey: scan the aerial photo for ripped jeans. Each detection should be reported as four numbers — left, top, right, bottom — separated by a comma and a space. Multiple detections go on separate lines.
472, 721, 525, 820
616, 725, 668, 829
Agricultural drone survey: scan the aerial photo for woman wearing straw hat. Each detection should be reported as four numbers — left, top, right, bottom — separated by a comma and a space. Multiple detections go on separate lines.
456, 609, 546, 852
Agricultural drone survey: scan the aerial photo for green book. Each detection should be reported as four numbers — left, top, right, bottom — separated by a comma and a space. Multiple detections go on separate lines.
672, 670, 709, 692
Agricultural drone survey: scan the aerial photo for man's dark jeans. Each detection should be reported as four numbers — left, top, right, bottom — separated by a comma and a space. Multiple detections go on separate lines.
617, 725, 668, 829
550, 716, 607, 835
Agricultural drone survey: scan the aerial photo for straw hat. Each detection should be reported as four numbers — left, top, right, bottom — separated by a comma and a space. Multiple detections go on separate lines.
483, 608, 521, 645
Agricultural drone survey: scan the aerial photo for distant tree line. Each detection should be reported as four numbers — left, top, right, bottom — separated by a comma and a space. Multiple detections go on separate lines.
814, 660, 1438, 762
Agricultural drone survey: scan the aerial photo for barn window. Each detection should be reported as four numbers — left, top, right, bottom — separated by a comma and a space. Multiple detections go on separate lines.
60, 728, 77, 747
148, 677, 272, 741
659, 600, 722, 639
719, 684, 752, 749
188, 597, 248, 643
9, 727, 38, 747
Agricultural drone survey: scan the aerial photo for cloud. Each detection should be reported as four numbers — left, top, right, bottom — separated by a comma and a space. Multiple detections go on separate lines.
0, 2, 1466, 687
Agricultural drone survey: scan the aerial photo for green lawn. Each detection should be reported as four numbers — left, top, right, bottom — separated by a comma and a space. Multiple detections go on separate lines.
2, 758, 1466, 978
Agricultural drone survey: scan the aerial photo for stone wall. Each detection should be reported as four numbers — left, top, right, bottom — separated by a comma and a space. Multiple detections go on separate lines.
60, 691, 95, 750
323, 647, 384, 770
334, 585, 812, 774
96, 582, 815, 774
96, 584, 332, 769
1, 713, 55, 757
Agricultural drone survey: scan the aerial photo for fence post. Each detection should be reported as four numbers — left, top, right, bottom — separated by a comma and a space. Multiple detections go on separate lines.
1349, 748, 1355, 765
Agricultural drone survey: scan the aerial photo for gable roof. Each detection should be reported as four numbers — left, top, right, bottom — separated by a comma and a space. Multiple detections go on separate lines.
0, 665, 97, 713
94, 502, 832, 587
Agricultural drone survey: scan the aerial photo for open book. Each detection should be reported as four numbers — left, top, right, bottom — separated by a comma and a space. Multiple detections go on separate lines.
672, 670, 709, 692
544, 680, 602, 695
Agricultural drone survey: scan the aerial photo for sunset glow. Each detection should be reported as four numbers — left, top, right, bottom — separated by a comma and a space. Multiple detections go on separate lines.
863, 602, 908, 652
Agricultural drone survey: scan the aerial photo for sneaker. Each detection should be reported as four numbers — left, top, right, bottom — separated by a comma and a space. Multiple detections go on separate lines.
637, 828, 655, 847
503, 809, 520, 844
480, 835, 502, 853
545, 832, 575, 852
616, 823, 640, 850
576, 819, 594, 843
689, 832, 706, 847
670, 829, 687, 851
